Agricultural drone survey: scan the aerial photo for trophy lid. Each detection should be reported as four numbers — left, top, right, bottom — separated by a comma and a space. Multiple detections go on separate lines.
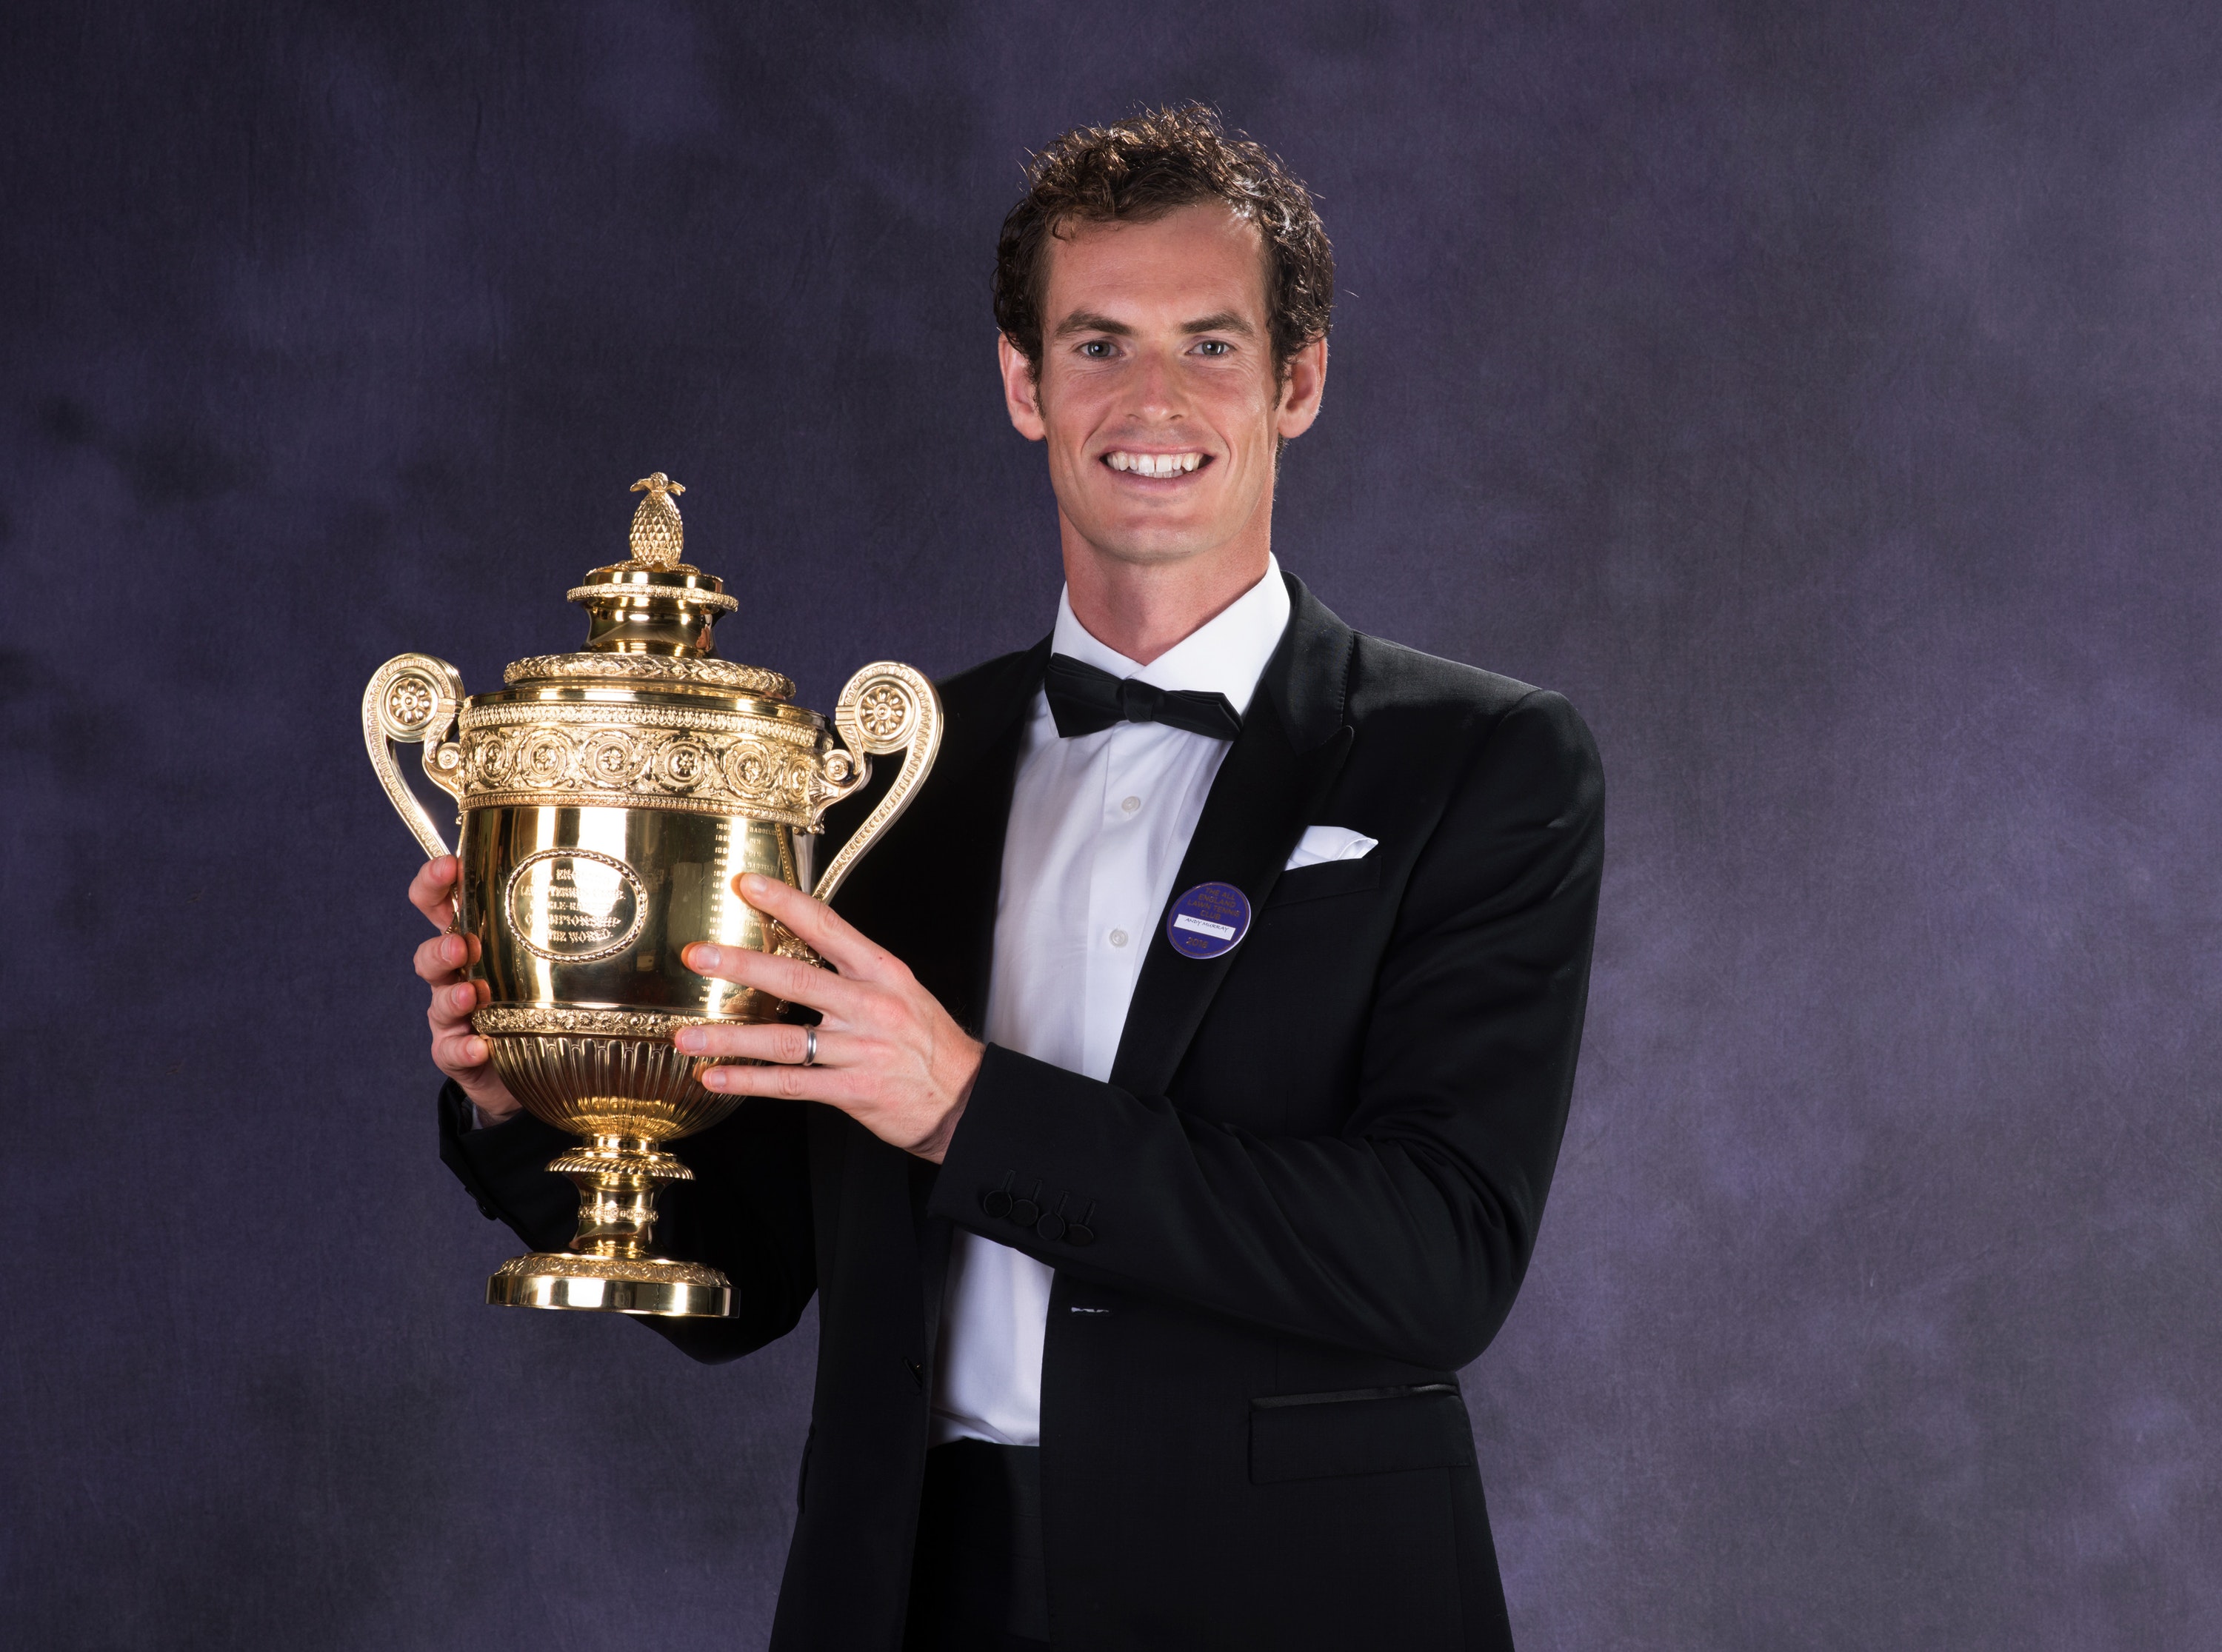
504, 472, 797, 702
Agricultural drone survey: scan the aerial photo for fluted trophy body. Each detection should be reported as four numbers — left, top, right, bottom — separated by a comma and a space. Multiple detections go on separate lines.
361, 475, 939, 1317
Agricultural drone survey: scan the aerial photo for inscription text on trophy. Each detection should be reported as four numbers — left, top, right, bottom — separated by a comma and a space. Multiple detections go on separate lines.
506, 849, 649, 963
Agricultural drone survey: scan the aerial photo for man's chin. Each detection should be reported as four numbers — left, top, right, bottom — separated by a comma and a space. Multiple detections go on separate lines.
1067, 527, 1227, 569
1061, 505, 1241, 568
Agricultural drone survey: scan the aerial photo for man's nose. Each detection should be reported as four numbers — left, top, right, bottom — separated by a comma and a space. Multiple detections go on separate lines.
1126, 346, 1189, 423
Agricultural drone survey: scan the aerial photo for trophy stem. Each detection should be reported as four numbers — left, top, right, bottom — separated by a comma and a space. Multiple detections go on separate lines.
484, 1134, 734, 1318
555, 1134, 689, 1260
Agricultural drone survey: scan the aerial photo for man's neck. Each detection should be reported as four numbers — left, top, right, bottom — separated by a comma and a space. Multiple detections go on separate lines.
1059, 532, 1272, 666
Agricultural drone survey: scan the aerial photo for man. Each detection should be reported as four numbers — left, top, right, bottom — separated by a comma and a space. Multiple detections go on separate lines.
413, 105, 1603, 1651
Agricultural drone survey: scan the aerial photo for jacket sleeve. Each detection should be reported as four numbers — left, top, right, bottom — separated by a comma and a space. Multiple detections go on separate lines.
927, 689, 1604, 1371
438, 1084, 817, 1364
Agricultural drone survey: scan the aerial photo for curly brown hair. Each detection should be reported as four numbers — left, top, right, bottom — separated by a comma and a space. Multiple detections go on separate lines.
992, 104, 1334, 379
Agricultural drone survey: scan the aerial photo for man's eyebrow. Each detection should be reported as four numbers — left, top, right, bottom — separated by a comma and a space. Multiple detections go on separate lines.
1052, 310, 1135, 339
1049, 310, 1260, 339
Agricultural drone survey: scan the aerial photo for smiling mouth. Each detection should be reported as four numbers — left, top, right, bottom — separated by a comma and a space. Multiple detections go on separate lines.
1101, 450, 1209, 478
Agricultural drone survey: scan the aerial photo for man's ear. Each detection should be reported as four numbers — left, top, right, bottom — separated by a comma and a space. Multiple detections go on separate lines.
1274, 336, 1329, 441
998, 334, 1047, 442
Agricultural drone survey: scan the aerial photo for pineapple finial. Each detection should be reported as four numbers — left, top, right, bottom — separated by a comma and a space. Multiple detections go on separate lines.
627, 472, 687, 568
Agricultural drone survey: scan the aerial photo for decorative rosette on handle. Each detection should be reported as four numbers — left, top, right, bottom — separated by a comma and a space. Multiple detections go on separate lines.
793, 661, 943, 925
363, 653, 467, 859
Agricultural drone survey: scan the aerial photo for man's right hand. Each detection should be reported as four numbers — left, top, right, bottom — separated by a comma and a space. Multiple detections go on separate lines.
410, 855, 522, 1125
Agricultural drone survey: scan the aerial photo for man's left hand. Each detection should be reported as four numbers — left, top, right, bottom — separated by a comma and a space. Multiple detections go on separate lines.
675, 873, 984, 1163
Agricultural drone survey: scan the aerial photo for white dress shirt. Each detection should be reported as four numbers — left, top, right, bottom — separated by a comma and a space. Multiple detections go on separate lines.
929, 558, 1293, 1448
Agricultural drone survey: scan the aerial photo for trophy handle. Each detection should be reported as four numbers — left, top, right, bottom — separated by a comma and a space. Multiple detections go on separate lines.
362, 652, 468, 859
810, 662, 943, 907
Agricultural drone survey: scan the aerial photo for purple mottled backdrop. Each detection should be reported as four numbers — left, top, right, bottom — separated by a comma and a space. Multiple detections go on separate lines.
3, 1, 2216, 1646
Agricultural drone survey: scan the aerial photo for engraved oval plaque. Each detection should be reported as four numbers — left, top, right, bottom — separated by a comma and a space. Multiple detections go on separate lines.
505, 848, 650, 963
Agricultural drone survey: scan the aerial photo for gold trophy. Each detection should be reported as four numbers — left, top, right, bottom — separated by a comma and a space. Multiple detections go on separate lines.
362, 472, 940, 1318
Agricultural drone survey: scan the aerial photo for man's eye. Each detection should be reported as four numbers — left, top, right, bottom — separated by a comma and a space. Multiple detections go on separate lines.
1195, 339, 1232, 357
1081, 340, 1115, 358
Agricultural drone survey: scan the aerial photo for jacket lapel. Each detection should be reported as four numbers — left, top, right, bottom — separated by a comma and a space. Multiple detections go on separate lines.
918, 638, 1047, 1035
832, 637, 1045, 1365
1109, 577, 1355, 1097
830, 637, 1047, 1036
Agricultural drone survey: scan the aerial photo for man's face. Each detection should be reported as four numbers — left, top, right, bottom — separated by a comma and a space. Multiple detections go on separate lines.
999, 203, 1327, 571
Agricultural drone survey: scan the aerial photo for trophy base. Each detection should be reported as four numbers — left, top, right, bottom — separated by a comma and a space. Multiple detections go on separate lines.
487, 1252, 733, 1318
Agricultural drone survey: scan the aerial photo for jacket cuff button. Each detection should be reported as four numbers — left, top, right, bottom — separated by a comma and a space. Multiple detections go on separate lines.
981, 1189, 1012, 1219
1035, 1212, 1067, 1242
1066, 1223, 1095, 1247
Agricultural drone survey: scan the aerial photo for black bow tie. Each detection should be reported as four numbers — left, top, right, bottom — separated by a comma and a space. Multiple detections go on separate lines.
1043, 653, 1244, 741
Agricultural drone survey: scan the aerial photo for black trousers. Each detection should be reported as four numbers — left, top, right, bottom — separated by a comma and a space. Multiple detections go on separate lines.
904, 1439, 1051, 1652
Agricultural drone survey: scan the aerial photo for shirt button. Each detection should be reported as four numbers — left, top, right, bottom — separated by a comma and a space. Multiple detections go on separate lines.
1109, 928, 1130, 949
1120, 795, 1142, 815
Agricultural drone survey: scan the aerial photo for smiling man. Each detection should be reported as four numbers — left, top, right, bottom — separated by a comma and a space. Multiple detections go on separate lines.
417, 106, 1604, 1651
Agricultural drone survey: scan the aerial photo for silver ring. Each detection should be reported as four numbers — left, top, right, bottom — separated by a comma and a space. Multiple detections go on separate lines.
801, 1026, 818, 1068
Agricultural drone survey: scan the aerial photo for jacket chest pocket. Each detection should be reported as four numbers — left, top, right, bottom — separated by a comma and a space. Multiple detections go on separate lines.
1264, 855, 1382, 908
1248, 1383, 1475, 1485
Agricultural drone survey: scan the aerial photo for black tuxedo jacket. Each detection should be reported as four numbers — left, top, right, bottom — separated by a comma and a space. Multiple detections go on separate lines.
441, 575, 1605, 1651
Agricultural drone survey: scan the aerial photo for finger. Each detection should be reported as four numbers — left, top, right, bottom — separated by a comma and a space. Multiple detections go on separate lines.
675, 1021, 850, 1066
433, 1023, 493, 1072
413, 932, 472, 985
733, 873, 898, 980
694, 1056, 870, 1106
409, 855, 461, 929
428, 979, 485, 1029
682, 941, 865, 1018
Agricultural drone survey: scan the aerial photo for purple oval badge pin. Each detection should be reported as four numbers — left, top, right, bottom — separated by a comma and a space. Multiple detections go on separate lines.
1166, 880, 1252, 960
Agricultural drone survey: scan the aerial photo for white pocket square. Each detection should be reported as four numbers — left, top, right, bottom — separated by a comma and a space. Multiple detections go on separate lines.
1284, 825, 1378, 871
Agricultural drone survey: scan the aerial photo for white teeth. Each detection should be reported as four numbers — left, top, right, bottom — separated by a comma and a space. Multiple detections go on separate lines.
1105, 451, 1204, 476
